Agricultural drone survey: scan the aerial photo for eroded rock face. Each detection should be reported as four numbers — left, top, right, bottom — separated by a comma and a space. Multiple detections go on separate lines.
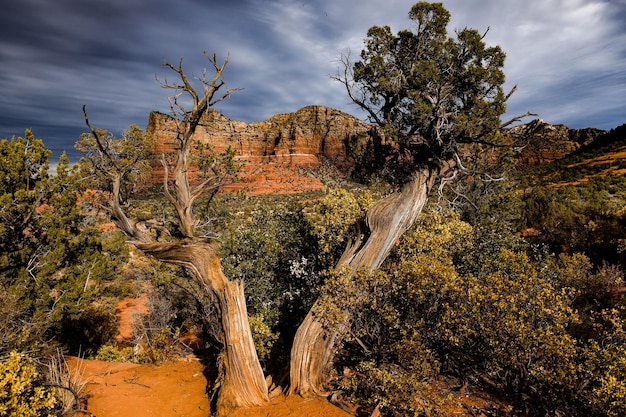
146, 108, 607, 195
147, 105, 371, 167
505, 119, 605, 167
146, 105, 372, 194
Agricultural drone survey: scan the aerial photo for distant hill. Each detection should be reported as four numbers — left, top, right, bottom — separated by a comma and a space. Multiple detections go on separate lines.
519, 123, 626, 187
145, 105, 622, 194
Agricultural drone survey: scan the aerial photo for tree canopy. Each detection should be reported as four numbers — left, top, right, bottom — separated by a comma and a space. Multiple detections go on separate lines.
336, 1, 519, 181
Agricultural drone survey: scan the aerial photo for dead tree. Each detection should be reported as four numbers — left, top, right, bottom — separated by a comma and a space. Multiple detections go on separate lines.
82, 52, 268, 413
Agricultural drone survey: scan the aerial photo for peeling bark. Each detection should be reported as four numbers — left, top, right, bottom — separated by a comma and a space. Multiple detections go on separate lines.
289, 165, 441, 396
83, 54, 267, 414
137, 239, 269, 411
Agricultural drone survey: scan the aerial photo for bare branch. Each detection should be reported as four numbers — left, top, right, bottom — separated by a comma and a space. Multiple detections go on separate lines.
82, 105, 120, 172
500, 111, 537, 129
160, 154, 177, 208
155, 51, 242, 237
331, 50, 384, 126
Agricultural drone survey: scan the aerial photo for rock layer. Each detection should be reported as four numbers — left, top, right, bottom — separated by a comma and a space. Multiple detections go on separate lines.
146, 105, 372, 194
506, 118, 605, 167
146, 107, 607, 194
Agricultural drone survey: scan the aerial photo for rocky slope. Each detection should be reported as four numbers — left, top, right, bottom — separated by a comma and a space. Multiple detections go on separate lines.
146, 107, 606, 194
506, 118, 605, 167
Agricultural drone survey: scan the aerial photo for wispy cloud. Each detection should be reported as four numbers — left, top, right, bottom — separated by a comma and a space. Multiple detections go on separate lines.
0, 0, 624, 162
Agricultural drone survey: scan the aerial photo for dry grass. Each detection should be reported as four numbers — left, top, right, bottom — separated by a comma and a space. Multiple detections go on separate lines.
46, 349, 90, 415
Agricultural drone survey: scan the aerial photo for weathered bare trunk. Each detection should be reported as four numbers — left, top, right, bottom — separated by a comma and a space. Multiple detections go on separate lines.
289, 166, 440, 396
216, 279, 269, 411
137, 238, 269, 412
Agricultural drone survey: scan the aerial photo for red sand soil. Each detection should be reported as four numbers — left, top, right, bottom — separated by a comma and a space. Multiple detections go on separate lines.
68, 296, 352, 417
68, 356, 352, 417
114, 295, 149, 343
73, 294, 510, 416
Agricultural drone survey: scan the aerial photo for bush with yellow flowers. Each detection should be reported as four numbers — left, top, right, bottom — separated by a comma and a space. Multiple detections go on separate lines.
0, 351, 57, 417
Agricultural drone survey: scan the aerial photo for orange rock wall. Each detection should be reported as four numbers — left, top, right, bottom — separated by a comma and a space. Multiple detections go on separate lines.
146, 105, 372, 194
506, 119, 605, 167
147, 105, 371, 167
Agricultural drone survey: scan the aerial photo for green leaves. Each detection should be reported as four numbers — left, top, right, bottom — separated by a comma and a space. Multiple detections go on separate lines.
75, 124, 153, 201
0, 130, 51, 195
342, 1, 508, 181
1, 131, 128, 356
306, 187, 373, 265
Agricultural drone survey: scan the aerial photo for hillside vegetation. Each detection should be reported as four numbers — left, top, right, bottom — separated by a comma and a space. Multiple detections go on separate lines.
1, 0, 625, 413
1, 120, 625, 416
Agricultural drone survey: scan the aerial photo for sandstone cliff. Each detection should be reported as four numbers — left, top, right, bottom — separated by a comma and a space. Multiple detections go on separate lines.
146, 107, 607, 194
505, 118, 605, 167
146, 105, 372, 195
147, 106, 372, 167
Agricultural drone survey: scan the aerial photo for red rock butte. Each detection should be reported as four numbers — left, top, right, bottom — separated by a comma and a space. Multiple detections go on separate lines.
146, 105, 372, 195
145, 107, 606, 195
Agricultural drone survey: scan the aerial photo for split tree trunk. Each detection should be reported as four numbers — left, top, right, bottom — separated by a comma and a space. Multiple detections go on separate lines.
289, 165, 440, 396
137, 238, 269, 413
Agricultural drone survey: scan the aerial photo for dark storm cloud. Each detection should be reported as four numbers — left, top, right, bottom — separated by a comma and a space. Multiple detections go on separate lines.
1, 0, 624, 164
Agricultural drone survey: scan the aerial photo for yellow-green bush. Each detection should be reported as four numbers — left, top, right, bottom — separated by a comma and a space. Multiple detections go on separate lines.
320, 207, 626, 416
248, 314, 279, 363
94, 345, 142, 363
306, 187, 373, 265
0, 351, 57, 417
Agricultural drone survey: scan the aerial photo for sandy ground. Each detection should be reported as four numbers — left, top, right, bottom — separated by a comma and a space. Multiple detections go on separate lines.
68, 355, 352, 417
66, 296, 352, 417
70, 291, 516, 417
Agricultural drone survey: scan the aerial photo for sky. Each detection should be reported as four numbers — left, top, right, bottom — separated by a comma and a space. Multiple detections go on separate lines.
1, 0, 625, 163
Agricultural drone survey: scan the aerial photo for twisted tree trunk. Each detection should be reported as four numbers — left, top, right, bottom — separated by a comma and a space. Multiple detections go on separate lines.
289, 165, 441, 396
137, 238, 269, 412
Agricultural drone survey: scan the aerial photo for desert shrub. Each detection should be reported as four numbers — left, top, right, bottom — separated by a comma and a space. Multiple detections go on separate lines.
320, 207, 612, 416
550, 254, 623, 301
431, 251, 580, 409
248, 314, 279, 364
342, 360, 445, 417
317, 266, 444, 417
127, 287, 189, 363
305, 187, 373, 267
60, 301, 119, 356
0, 351, 57, 417
0, 288, 50, 355
140, 326, 182, 363
521, 177, 626, 267
0, 135, 131, 355
220, 199, 323, 367
94, 345, 141, 363
579, 308, 626, 417
45, 350, 88, 415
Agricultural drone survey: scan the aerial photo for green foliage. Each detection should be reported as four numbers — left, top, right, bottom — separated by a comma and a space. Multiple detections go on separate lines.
521, 175, 626, 267
1, 131, 52, 288
220, 199, 323, 366
305, 187, 373, 266
61, 301, 119, 357
1, 132, 129, 356
580, 308, 626, 417
342, 360, 444, 417
0, 130, 51, 195
316, 205, 626, 416
94, 345, 141, 363
248, 315, 279, 364
140, 326, 182, 363
222, 201, 317, 315
343, 1, 507, 181
75, 124, 153, 201
0, 352, 57, 417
